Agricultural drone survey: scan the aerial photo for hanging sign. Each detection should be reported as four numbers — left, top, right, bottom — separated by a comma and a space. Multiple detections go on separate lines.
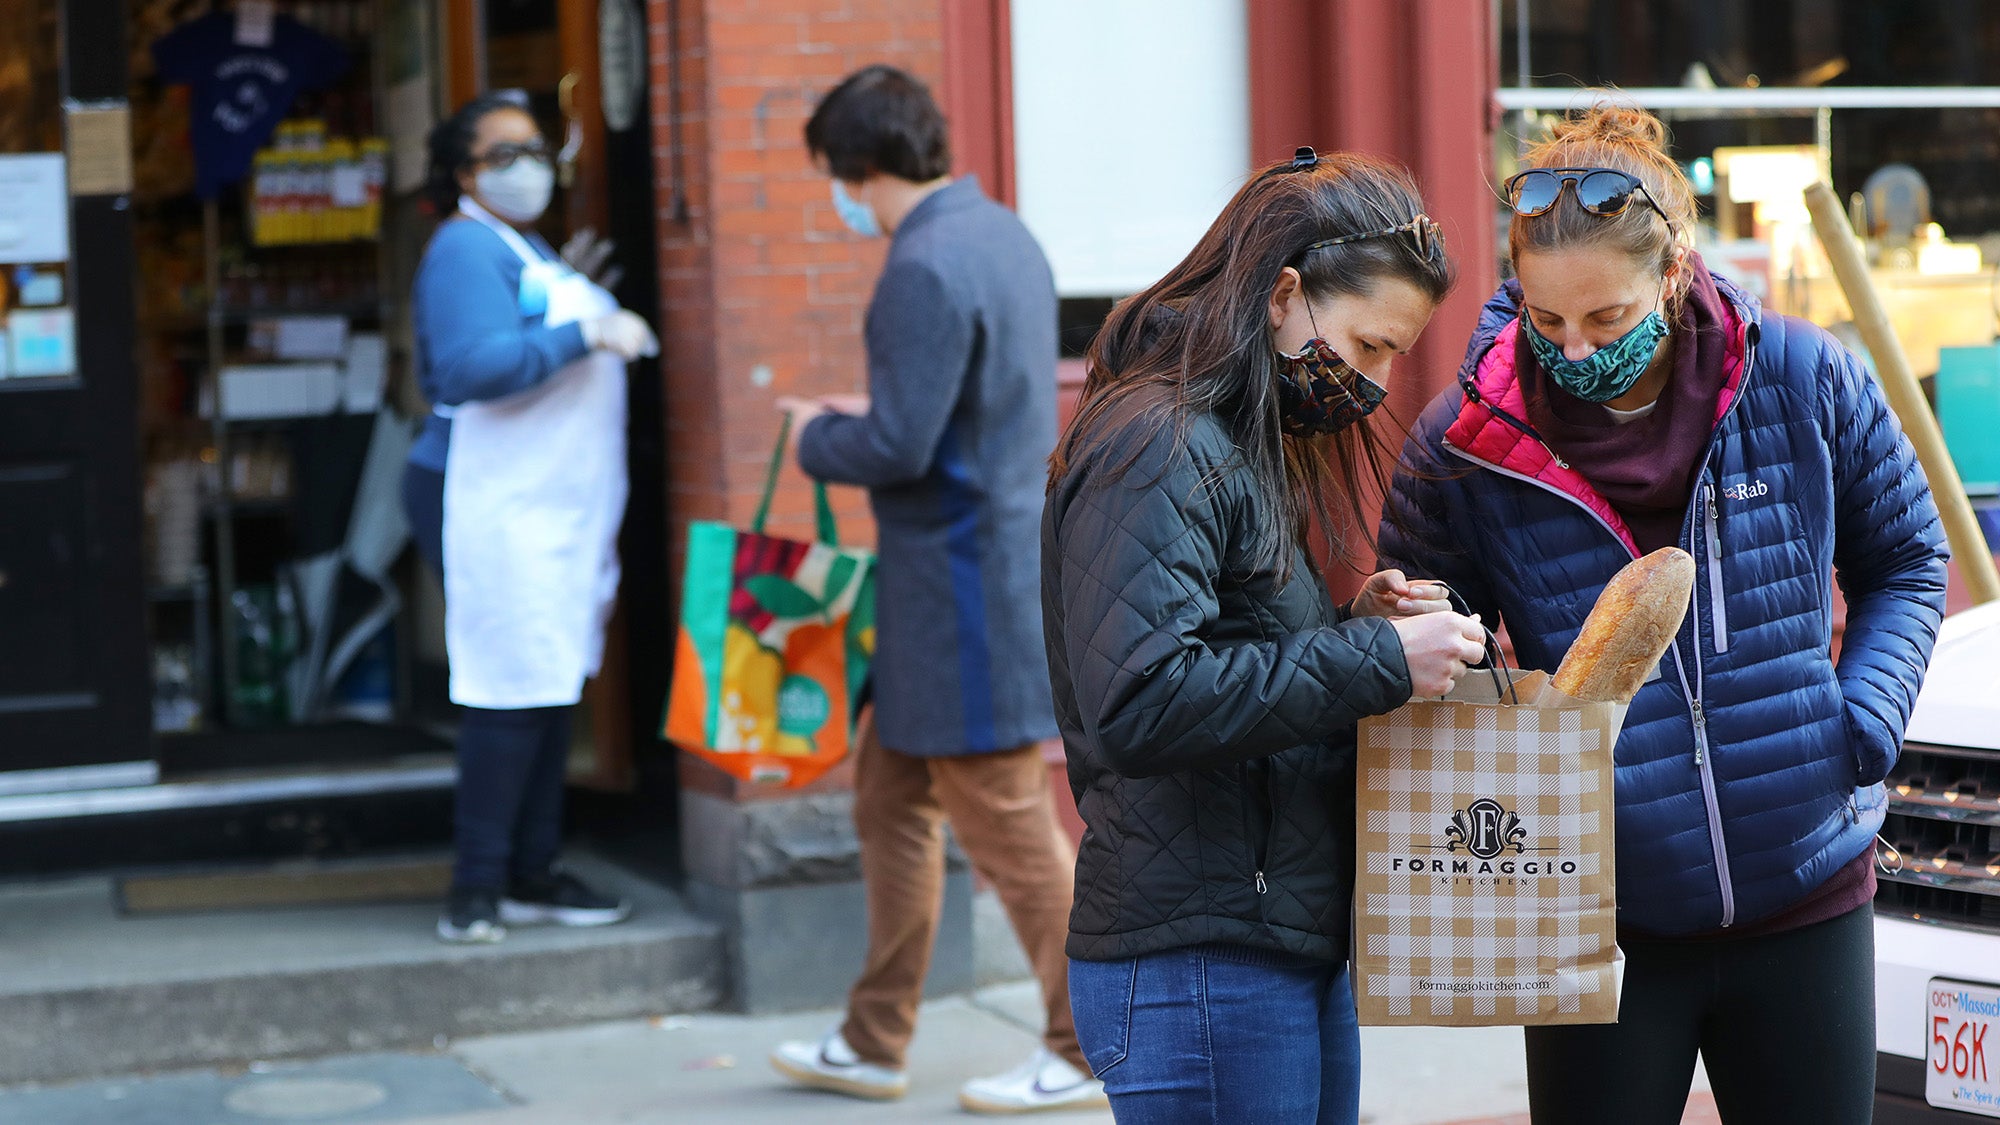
234, 0, 276, 46
65, 101, 135, 197
0, 155, 70, 263
599, 0, 645, 133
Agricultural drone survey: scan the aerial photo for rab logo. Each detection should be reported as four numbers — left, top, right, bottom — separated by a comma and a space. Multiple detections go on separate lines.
1446, 798, 1526, 860
1721, 479, 1769, 502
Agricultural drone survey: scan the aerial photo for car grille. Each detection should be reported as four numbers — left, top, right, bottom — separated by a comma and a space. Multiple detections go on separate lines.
1876, 741, 2000, 931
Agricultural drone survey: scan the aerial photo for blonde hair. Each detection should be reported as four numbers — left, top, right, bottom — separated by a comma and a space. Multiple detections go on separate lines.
1510, 101, 1699, 307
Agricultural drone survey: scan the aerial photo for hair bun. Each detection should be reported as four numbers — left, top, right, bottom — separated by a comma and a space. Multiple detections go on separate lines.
1552, 103, 1668, 150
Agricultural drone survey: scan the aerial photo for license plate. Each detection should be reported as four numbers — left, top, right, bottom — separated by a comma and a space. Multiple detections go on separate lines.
1929, 977, 2000, 1117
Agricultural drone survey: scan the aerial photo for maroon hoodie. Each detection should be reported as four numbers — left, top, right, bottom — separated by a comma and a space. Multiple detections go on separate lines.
1513, 256, 1738, 555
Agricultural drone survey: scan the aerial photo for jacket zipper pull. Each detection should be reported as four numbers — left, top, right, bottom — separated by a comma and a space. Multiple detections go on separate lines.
1691, 700, 1706, 766
1254, 871, 1267, 894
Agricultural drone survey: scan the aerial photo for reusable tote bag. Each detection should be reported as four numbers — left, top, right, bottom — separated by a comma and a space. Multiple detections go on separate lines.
662, 418, 875, 788
1353, 665, 1627, 1026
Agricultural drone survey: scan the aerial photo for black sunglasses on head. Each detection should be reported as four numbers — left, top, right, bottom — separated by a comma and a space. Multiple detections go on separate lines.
1504, 167, 1666, 221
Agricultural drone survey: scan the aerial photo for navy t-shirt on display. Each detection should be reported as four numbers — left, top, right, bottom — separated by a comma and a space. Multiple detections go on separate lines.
153, 12, 348, 198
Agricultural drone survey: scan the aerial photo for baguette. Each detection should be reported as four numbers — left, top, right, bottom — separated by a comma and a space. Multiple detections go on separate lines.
1551, 547, 1696, 704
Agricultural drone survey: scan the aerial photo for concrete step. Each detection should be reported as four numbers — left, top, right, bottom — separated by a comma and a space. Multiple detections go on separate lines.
0, 854, 723, 1086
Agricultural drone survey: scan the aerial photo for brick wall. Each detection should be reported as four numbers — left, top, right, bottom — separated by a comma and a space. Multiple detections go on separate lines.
648, 0, 945, 567
648, 0, 949, 799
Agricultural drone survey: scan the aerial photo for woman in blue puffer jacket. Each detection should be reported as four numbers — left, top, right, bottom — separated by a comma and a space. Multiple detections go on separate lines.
1378, 102, 1948, 1125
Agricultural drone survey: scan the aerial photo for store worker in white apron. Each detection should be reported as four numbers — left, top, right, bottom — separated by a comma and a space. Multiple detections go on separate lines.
401, 91, 658, 943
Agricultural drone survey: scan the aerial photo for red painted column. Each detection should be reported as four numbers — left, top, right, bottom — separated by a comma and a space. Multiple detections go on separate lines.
941, 0, 1016, 207
1405, 0, 1502, 418
1250, 0, 1498, 597
1252, 0, 1496, 414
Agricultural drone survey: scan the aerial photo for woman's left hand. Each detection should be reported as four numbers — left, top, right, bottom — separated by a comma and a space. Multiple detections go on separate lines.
1350, 569, 1453, 619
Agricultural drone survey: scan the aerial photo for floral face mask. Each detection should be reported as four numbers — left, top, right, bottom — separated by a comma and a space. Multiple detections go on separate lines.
1274, 337, 1387, 436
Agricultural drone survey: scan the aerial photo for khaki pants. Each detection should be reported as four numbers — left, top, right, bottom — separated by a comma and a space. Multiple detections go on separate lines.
839, 725, 1088, 1074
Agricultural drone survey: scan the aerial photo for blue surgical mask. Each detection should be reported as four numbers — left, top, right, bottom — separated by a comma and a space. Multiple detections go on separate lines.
830, 180, 881, 238
1523, 305, 1670, 403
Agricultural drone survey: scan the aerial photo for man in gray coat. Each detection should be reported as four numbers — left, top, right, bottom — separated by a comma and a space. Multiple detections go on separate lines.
769, 65, 1099, 1116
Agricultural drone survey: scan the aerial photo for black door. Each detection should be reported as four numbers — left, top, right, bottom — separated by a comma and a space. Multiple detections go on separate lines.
0, 0, 149, 777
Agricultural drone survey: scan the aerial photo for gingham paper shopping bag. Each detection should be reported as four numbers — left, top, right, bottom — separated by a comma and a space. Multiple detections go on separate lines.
1354, 668, 1625, 1026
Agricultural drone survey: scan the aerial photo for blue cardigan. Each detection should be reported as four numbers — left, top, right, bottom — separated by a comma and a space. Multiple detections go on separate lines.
407, 216, 591, 471
1378, 271, 1948, 936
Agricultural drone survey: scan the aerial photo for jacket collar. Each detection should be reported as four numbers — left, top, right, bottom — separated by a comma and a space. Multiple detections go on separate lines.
1453, 266, 1762, 404
1442, 256, 1757, 554
894, 175, 984, 240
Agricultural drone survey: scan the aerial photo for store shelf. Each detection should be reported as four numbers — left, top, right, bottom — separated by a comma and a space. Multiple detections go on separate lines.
131, 0, 407, 741
210, 411, 378, 430
151, 304, 387, 333
147, 584, 204, 604
206, 496, 290, 516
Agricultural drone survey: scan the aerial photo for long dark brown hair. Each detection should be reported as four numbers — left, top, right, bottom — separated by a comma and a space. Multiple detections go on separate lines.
1050, 151, 1455, 577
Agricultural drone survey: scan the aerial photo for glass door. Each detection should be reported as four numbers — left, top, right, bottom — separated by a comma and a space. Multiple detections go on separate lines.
0, 0, 153, 789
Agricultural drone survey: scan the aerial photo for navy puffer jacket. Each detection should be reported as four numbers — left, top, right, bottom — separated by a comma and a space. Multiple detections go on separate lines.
1378, 267, 1948, 935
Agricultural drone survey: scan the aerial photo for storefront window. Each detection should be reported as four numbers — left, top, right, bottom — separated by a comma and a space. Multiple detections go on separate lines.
1498, 1, 2000, 380
0, 0, 78, 381
1010, 0, 1250, 299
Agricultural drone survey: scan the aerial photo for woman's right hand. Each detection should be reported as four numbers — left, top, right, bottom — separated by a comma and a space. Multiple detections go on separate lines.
584, 310, 660, 360
1389, 610, 1489, 697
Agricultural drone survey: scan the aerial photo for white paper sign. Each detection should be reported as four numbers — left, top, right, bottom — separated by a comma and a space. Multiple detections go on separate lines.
235, 0, 276, 46
331, 166, 368, 207
0, 155, 71, 265
388, 79, 434, 194
18, 270, 62, 305
343, 333, 388, 412
8, 308, 77, 377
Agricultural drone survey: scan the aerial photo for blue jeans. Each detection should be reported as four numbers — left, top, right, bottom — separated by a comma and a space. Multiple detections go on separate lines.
402, 460, 571, 892
1069, 944, 1360, 1125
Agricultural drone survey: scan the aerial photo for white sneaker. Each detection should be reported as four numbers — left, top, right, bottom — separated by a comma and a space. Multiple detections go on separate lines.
958, 1048, 1108, 1115
769, 1030, 910, 1101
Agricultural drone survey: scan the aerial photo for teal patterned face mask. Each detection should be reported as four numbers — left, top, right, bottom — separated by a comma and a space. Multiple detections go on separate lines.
1523, 306, 1670, 403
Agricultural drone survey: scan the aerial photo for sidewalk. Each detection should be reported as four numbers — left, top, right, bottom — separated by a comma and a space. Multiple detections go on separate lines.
0, 853, 721, 1085
0, 978, 1715, 1125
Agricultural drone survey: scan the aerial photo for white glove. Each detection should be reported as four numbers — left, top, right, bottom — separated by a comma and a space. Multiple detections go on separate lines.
583, 310, 659, 361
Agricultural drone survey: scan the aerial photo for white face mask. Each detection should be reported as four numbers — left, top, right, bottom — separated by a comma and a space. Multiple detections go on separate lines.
474, 158, 554, 223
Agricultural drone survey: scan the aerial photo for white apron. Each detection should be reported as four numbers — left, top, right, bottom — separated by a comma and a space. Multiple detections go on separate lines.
442, 199, 627, 708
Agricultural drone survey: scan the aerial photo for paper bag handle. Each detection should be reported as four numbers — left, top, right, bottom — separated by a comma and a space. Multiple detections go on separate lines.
1437, 582, 1518, 706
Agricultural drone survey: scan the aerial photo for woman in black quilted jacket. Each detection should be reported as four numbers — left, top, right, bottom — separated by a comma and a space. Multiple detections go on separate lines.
1041, 149, 1488, 1124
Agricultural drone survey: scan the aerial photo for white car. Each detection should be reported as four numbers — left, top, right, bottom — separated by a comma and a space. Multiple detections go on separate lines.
1876, 601, 2000, 1122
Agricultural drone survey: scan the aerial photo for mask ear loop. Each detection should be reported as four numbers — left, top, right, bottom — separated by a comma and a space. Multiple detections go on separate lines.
1434, 582, 1516, 705
1875, 834, 1904, 877
1294, 298, 1368, 414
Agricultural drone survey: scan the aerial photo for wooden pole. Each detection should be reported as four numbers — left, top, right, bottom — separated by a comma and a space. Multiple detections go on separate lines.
1803, 180, 2000, 606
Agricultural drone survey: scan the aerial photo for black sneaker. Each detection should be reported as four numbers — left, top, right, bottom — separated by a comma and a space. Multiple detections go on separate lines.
500, 870, 632, 928
437, 886, 507, 944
